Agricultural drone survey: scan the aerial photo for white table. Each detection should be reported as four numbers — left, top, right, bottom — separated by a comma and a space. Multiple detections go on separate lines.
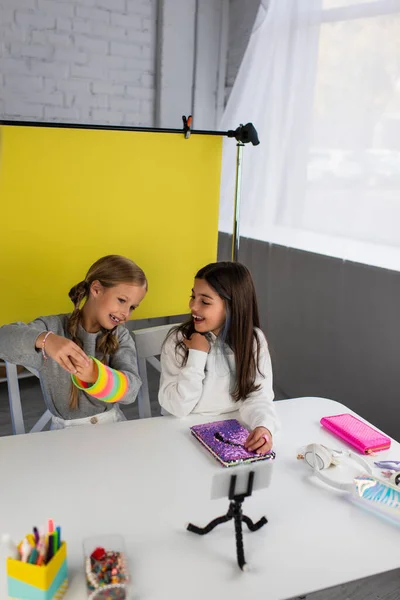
0, 397, 398, 600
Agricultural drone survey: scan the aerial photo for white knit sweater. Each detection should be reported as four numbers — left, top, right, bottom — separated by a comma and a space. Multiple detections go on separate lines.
158, 328, 280, 435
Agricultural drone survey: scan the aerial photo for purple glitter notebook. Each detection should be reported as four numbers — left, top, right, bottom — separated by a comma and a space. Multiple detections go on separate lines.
190, 419, 276, 467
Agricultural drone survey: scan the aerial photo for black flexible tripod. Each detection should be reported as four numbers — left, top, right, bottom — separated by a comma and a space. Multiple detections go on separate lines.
187, 470, 268, 570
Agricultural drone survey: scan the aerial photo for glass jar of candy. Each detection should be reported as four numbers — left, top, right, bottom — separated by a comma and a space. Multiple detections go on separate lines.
83, 535, 132, 599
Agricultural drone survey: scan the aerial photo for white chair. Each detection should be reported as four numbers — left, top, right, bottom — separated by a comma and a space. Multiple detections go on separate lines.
133, 323, 179, 419
2, 362, 52, 435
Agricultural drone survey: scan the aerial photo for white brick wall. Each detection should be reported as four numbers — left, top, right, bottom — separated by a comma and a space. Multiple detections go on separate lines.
0, 0, 156, 125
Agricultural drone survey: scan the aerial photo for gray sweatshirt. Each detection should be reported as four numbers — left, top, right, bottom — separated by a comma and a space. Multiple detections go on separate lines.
0, 314, 141, 420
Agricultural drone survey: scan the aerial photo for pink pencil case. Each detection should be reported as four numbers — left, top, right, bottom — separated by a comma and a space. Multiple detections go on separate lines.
320, 413, 391, 454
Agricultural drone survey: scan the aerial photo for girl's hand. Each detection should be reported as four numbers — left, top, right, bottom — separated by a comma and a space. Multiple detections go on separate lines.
72, 357, 99, 384
36, 333, 91, 374
183, 333, 210, 353
244, 427, 273, 454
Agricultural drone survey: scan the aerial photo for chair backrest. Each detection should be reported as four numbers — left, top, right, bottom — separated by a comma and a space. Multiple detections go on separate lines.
1, 361, 52, 435
133, 323, 180, 419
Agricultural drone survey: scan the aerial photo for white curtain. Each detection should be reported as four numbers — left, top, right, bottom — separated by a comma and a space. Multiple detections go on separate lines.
219, 0, 400, 271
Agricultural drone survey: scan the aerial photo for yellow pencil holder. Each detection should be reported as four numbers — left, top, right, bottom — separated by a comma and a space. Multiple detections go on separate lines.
7, 542, 68, 600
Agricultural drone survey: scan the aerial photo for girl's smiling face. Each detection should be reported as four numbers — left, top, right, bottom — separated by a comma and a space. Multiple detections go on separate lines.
189, 278, 226, 336
83, 282, 147, 332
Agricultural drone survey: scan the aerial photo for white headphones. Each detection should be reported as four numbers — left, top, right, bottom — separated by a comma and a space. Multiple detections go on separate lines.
389, 471, 400, 487
302, 443, 373, 491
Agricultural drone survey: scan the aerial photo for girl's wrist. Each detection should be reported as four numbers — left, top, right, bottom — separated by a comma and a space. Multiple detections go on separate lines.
41, 331, 54, 359
35, 331, 54, 358
75, 357, 99, 384
188, 347, 208, 354
88, 358, 98, 383
35, 332, 47, 349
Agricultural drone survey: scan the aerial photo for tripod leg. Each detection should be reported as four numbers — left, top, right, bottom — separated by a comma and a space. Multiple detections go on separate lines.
187, 514, 232, 535
242, 514, 268, 532
232, 501, 246, 570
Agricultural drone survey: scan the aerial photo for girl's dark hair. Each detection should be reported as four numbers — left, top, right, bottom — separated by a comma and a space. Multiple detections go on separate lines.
67, 255, 147, 409
170, 261, 263, 402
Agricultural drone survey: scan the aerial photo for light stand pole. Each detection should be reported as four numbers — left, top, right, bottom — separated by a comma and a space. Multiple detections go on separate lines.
226, 123, 260, 261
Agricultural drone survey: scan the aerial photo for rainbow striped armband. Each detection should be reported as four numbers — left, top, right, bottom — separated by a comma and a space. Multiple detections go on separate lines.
71, 356, 128, 403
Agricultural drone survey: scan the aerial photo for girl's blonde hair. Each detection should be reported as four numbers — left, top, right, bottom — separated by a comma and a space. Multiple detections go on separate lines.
67, 255, 147, 409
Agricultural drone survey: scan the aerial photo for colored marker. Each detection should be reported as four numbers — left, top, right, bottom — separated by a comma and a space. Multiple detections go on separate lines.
33, 527, 39, 544
28, 548, 38, 564
26, 534, 36, 548
20, 538, 31, 563
36, 536, 47, 566
46, 534, 54, 564
56, 526, 61, 552
48, 519, 55, 535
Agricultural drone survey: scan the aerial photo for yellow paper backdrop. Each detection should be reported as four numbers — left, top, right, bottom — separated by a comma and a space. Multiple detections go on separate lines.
0, 124, 222, 325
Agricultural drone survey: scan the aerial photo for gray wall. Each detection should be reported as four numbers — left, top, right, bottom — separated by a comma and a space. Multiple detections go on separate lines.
225, 0, 260, 102
219, 233, 400, 441
155, 0, 228, 129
